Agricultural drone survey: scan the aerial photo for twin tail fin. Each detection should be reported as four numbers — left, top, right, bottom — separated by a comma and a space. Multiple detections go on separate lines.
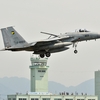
1, 27, 28, 49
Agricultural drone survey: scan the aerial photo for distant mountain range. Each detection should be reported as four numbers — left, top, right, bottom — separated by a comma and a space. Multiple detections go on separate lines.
49, 79, 94, 95
0, 77, 94, 99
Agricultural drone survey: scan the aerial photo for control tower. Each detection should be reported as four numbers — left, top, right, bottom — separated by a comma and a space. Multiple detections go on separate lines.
29, 55, 49, 92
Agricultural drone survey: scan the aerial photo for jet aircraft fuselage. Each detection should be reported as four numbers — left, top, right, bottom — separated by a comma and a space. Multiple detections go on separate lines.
1, 27, 100, 58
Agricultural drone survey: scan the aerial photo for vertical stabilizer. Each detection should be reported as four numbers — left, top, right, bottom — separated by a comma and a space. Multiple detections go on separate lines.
1, 27, 28, 48
1, 28, 12, 48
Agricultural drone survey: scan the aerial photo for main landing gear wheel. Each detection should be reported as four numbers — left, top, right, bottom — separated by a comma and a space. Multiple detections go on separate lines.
46, 52, 51, 57
74, 50, 78, 54
40, 54, 45, 58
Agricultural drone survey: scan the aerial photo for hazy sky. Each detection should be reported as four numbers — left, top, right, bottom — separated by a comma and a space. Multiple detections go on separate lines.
0, 0, 100, 87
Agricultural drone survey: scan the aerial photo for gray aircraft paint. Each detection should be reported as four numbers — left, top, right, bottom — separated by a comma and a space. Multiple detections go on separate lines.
1, 27, 100, 58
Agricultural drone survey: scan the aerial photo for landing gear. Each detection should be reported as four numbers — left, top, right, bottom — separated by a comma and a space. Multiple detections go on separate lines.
46, 52, 51, 57
74, 50, 78, 54
39, 52, 51, 58
73, 42, 78, 54
40, 54, 45, 58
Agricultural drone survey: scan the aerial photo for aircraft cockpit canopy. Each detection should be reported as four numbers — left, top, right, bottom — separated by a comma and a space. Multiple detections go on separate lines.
79, 29, 90, 32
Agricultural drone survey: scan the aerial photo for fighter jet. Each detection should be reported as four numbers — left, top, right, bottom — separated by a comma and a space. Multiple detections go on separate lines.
1, 26, 100, 58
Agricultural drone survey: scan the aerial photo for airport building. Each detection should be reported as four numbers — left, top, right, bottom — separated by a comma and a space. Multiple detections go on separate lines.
7, 56, 99, 100
95, 70, 100, 100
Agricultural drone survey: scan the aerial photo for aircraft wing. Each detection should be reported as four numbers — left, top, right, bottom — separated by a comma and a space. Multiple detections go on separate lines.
30, 36, 73, 47
3, 39, 59, 49
0, 35, 73, 51
30, 38, 60, 47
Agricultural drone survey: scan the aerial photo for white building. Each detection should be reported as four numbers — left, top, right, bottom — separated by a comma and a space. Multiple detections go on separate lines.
7, 55, 98, 100
7, 93, 98, 100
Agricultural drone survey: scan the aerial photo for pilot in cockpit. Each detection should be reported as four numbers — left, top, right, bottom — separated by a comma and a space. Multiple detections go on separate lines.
79, 29, 83, 32
79, 29, 89, 32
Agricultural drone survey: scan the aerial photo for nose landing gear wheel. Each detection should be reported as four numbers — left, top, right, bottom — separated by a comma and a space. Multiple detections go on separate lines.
74, 50, 78, 54
40, 54, 45, 58
46, 52, 51, 57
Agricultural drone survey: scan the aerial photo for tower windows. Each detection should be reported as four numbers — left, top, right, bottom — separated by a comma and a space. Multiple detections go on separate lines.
38, 70, 46, 72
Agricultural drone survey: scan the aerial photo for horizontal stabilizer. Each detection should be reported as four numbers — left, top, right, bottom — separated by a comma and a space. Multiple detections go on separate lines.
0, 48, 6, 51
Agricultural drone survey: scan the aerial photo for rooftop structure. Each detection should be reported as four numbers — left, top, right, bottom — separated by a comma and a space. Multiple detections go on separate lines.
8, 93, 98, 100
